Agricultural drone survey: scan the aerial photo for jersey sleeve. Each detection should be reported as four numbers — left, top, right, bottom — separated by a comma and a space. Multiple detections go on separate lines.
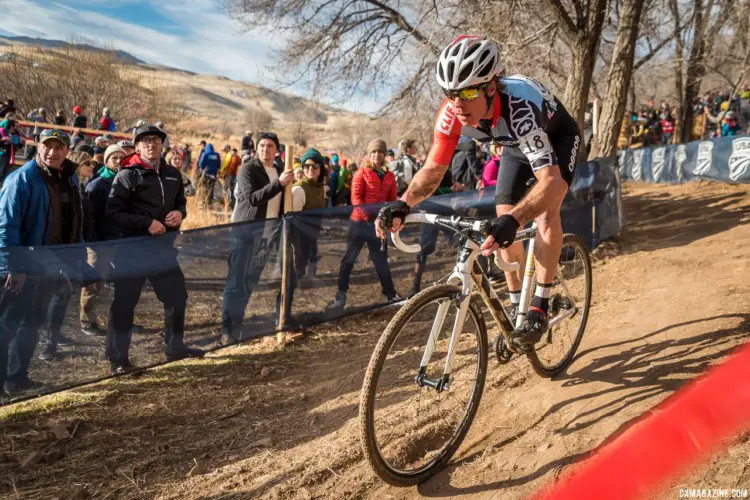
431, 99, 462, 165
508, 97, 558, 171
517, 127, 558, 171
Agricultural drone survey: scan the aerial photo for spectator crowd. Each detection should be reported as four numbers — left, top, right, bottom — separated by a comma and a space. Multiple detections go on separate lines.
0, 86, 747, 403
624, 88, 750, 148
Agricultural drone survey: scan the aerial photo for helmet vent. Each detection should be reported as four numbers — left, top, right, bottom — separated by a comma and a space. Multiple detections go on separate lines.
464, 43, 480, 58
458, 65, 474, 83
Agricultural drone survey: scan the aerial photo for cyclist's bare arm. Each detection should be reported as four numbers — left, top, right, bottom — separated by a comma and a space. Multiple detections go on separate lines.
374, 152, 450, 239
375, 100, 460, 239
402, 151, 450, 209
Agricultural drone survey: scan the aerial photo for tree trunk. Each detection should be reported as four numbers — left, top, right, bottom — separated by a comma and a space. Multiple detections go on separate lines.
669, 0, 685, 143
678, 0, 730, 142
589, 0, 646, 159
680, 0, 706, 143
562, 0, 608, 133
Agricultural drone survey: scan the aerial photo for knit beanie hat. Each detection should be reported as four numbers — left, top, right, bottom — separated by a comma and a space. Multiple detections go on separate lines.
367, 139, 387, 154
256, 132, 280, 151
300, 147, 324, 165
104, 145, 125, 165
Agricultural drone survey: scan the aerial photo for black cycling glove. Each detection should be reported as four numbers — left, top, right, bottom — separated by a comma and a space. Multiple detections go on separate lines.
482, 214, 520, 248
377, 200, 411, 230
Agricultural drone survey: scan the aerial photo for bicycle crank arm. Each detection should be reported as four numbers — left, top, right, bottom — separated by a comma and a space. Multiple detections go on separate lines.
416, 368, 450, 392
548, 306, 578, 328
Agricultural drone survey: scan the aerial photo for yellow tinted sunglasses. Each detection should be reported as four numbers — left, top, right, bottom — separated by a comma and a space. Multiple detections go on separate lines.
443, 83, 488, 102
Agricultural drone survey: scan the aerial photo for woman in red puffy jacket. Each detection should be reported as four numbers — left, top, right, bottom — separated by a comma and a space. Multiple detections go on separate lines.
661, 112, 675, 145
327, 139, 402, 310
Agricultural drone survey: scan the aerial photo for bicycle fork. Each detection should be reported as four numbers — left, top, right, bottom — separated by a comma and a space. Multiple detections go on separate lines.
415, 267, 474, 393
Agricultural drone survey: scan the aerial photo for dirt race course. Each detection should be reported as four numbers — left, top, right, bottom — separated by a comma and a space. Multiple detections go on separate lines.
0, 180, 748, 499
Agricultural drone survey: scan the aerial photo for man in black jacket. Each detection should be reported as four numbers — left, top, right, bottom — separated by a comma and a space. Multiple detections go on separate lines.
450, 136, 483, 190
221, 132, 294, 344
105, 125, 203, 375
241, 130, 254, 158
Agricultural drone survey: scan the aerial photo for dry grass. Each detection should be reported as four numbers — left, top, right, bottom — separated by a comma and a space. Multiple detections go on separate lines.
181, 191, 230, 230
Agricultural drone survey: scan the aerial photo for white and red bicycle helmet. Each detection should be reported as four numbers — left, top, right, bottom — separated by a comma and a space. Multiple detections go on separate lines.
435, 36, 501, 90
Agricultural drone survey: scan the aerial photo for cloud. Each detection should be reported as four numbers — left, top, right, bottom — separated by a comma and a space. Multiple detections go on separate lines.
0, 0, 389, 113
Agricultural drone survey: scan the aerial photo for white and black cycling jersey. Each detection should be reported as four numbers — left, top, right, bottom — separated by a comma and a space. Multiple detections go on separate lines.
460, 75, 579, 171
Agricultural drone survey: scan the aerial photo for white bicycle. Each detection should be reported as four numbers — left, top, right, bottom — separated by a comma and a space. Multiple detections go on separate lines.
359, 213, 592, 485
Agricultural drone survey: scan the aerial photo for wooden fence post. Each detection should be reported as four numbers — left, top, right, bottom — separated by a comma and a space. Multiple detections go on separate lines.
277, 145, 294, 342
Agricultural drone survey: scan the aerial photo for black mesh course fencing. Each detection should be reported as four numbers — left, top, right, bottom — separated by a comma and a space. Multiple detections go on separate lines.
0, 157, 625, 404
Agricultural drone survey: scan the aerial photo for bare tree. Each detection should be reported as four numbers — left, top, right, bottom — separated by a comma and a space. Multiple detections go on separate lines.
225, 0, 443, 110
675, 0, 733, 142
225, 0, 609, 129
291, 119, 309, 148
0, 43, 171, 128
243, 107, 274, 133
589, 0, 646, 159
536, 0, 608, 130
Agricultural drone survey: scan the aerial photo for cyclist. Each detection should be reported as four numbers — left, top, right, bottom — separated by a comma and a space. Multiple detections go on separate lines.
376, 36, 582, 347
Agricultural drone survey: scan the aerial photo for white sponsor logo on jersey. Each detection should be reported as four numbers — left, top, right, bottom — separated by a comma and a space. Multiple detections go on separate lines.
631, 149, 643, 181
509, 96, 536, 138
436, 102, 457, 136
693, 141, 714, 176
651, 147, 666, 181
728, 138, 750, 181
569, 135, 580, 172
675, 145, 687, 182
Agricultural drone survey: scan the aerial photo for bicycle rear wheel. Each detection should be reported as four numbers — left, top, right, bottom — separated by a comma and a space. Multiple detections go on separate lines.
359, 283, 488, 486
527, 233, 592, 377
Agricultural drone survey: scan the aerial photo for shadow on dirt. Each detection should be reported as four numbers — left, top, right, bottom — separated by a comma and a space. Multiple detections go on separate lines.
599, 189, 749, 258
416, 313, 749, 496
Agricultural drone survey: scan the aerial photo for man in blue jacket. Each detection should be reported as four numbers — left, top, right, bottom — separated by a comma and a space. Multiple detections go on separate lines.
0, 129, 84, 401
198, 143, 221, 207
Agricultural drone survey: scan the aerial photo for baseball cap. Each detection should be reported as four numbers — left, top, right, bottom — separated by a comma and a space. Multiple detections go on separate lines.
39, 129, 70, 147
117, 140, 134, 149
133, 124, 166, 144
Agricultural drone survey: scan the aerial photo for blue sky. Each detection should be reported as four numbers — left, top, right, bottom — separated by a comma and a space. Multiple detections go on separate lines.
0, 0, 386, 113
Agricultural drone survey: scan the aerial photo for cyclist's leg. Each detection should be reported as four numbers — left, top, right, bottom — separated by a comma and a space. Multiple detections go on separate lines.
533, 198, 564, 285
535, 133, 579, 285
494, 148, 534, 290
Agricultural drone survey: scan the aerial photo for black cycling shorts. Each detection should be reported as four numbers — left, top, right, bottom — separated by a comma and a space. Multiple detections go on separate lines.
494, 133, 581, 206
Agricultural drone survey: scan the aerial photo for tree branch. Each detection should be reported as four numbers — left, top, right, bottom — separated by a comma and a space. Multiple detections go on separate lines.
541, 0, 579, 41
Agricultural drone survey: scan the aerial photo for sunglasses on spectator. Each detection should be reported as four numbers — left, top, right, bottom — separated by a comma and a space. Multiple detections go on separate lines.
303, 162, 321, 169
443, 83, 490, 102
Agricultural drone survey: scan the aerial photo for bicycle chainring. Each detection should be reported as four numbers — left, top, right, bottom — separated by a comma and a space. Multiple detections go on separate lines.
494, 334, 513, 364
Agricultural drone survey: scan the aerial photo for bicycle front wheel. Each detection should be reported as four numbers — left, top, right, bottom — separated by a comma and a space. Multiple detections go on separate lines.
359, 283, 488, 486
527, 233, 592, 377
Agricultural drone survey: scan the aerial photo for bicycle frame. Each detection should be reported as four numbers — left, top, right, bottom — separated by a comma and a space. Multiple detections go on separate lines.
391, 214, 537, 392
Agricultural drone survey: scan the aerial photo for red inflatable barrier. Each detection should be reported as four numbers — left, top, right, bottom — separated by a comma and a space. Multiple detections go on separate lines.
537, 342, 750, 500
